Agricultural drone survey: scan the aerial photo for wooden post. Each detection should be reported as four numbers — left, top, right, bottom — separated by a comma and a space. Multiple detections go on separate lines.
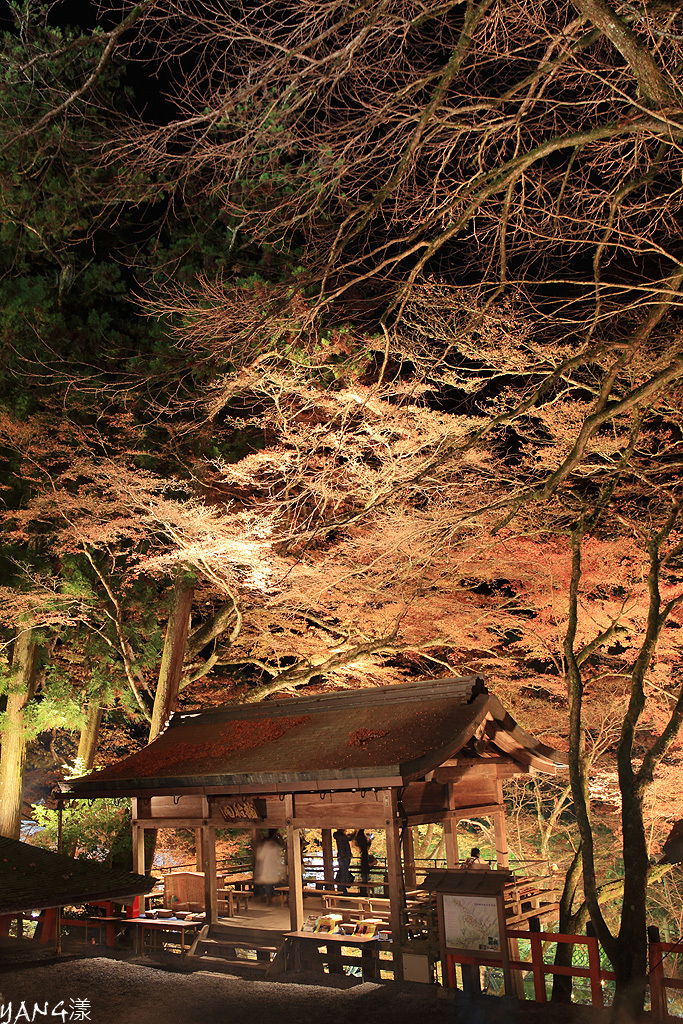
506, 924, 526, 999
201, 826, 218, 924
285, 795, 304, 931
382, 789, 404, 982
195, 828, 204, 872
402, 825, 417, 889
493, 781, 509, 868
39, 908, 57, 945
529, 917, 546, 1001
322, 828, 334, 886
132, 825, 145, 875
648, 925, 667, 1023
586, 921, 604, 1008
443, 819, 458, 867
444, 783, 459, 867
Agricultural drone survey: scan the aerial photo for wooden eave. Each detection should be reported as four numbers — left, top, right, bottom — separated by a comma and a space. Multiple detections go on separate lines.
60, 676, 567, 801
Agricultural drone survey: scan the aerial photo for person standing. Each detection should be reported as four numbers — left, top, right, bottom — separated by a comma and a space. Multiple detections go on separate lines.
255, 829, 285, 904
333, 828, 352, 894
355, 828, 372, 888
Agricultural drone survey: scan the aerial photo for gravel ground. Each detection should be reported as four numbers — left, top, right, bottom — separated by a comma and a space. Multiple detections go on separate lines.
0, 956, 615, 1024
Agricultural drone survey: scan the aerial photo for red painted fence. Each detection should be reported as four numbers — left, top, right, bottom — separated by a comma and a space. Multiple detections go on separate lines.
446, 925, 683, 1020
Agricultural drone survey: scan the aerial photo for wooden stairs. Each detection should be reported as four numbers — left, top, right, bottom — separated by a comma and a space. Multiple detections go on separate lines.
186, 922, 286, 978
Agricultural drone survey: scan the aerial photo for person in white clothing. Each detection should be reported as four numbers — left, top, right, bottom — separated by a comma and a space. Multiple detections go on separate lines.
255, 830, 285, 903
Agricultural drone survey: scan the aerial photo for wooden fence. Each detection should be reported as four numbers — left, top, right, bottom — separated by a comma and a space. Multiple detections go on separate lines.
446, 925, 683, 1020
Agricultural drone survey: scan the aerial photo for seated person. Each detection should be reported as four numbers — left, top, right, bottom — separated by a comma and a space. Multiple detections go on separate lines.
462, 846, 488, 868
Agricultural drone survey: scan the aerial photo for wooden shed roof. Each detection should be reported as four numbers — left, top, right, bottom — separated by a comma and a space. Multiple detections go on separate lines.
0, 836, 152, 914
63, 677, 566, 800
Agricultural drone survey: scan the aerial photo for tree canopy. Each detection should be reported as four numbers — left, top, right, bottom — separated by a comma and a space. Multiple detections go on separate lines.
1, 1, 683, 1016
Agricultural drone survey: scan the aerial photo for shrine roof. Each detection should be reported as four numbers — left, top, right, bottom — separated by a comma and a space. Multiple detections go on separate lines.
0, 836, 152, 914
62, 676, 567, 799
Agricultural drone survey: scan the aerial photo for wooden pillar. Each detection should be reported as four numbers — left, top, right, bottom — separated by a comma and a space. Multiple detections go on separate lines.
443, 818, 458, 867
195, 828, 204, 872
132, 824, 145, 875
444, 785, 459, 866
382, 790, 404, 982
322, 828, 334, 886
402, 825, 417, 890
285, 794, 304, 931
493, 780, 509, 868
201, 826, 218, 924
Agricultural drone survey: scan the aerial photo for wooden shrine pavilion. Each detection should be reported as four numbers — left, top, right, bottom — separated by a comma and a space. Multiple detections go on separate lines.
61, 675, 567, 978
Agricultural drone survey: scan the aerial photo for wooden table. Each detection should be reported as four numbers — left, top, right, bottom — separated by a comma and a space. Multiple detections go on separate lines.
284, 930, 379, 979
128, 916, 201, 956
217, 888, 253, 915
220, 872, 253, 891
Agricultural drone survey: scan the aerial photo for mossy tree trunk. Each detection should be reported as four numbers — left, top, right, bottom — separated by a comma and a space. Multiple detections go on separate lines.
76, 699, 104, 772
0, 627, 39, 839
149, 578, 194, 742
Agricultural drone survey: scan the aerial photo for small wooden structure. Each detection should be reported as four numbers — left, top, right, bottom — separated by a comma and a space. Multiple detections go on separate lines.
61, 676, 567, 979
0, 835, 151, 951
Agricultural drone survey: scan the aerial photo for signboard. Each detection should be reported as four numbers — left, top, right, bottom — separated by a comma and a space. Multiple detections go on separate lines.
213, 796, 265, 822
422, 869, 512, 993
442, 893, 501, 952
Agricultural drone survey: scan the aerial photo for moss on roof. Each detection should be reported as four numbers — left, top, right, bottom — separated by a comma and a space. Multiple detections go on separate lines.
0, 836, 152, 913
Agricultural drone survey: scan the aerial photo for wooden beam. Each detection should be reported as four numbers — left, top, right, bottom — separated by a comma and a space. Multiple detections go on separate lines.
405, 812, 456, 827
195, 828, 204, 872
382, 790, 404, 982
288, 815, 386, 830
452, 804, 502, 819
134, 816, 202, 828
285, 795, 304, 932
432, 763, 523, 783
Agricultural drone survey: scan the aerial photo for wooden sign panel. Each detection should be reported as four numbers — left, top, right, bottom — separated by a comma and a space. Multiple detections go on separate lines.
212, 795, 266, 823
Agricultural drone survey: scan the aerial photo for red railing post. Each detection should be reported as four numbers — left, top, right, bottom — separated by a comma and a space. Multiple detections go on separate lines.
529, 918, 547, 1001
38, 907, 57, 945
586, 922, 604, 1008
446, 953, 457, 988
648, 925, 667, 1023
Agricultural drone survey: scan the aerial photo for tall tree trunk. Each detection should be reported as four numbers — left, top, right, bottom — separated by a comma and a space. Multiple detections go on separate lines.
0, 627, 39, 839
611, 779, 649, 1022
76, 698, 104, 772
149, 579, 194, 741
552, 844, 588, 1002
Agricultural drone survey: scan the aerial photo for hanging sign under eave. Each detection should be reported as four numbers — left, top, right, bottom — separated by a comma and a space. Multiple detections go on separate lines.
213, 795, 265, 823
